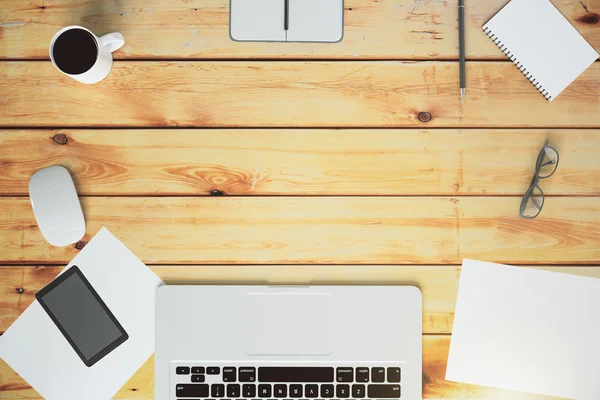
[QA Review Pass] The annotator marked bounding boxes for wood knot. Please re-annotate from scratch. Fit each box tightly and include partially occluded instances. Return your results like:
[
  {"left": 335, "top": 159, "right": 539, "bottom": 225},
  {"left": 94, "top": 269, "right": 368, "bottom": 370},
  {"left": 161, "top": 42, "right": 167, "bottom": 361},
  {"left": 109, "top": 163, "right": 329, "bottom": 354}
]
[
  {"left": 39, "top": 5, "right": 46, "bottom": 9},
  {"left": 16, "top": 287, "right": 24, "bottom": 294},
  {"left": 418, "top": 112, "right": 432, "bottom": 123},
  {"left": 210, "top": 190, "right": 226, "bottom": 196},
  {"left": 74, "top": 241, "right": 88, "bottom": 250},
  {"left": 577, "top": 13, "right": 600, "bottom": 25},
  {"left": 51, "top": 133, "right": 68, "bottom": 145}
]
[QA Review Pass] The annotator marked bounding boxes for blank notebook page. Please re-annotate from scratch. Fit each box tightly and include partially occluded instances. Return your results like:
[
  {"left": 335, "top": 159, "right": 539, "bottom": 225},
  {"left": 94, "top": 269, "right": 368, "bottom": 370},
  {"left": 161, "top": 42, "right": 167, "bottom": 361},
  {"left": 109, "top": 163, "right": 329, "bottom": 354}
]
[
  {"left": 230, "top": 0, "right": 286, "bottom": 42},
  {"left": 483, "top": 0, "right": 598, "bottom": 101}
]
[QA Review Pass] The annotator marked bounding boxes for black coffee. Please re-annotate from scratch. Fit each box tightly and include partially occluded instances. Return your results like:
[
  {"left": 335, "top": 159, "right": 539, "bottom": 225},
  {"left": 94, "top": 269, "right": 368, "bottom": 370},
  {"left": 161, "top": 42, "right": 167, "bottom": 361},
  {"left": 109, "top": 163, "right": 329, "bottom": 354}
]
[{"left": 52, "top": 29, "right": 98, "bottom": 75}]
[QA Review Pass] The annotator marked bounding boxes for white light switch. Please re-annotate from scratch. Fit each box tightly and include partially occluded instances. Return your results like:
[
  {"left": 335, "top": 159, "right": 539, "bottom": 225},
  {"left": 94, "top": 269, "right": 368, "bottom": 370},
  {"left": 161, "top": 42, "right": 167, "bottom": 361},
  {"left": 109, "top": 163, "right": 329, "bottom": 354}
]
[{"left": 230, "top": 0, "right": 344, "bottom": 43}]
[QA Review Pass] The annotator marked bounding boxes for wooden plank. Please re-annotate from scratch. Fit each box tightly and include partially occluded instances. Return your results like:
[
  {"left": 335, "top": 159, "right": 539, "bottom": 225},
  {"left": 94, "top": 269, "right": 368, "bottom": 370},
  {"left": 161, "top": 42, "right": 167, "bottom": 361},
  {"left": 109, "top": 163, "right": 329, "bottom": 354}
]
[
  {"left": 1, "top": 62, "right": 598, "bottom": 128},
  {"left": 2, "top": 129, "right": 599, "bottom": 196},
  {"left": 0, "top": 336, "right": 566, "bottom": 400},
  {"left": 1, "top": 197, "right": 599, "bottom": 265},
  {"left": 0, "top": 0, "right": 597, "bottom": 60},
  {"left": 2, "top": 265, "right": 600, "bottom": 335}
]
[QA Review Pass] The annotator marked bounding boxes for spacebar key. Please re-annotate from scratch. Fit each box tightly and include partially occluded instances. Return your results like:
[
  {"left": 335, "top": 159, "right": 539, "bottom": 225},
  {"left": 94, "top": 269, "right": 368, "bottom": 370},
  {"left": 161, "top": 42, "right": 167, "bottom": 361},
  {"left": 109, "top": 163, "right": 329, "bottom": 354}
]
[
  {"left": 258, "top": 367, "right": 334, "bottom": 382},
  {"left": 368, "top": 384, "right": 401, "bottom": 398},
  {"left": 176, "top": 384, "right": 209, "bottom": 397}
]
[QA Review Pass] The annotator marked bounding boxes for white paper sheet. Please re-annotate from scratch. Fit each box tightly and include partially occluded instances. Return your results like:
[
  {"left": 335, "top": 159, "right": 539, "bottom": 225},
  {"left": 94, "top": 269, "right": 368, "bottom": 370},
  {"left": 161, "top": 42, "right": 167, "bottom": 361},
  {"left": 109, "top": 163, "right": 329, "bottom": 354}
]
[
  {"left": 0, "top": 227, "right": 163, "bottom": 400},
  {"left": 446, "top": 260, "right": 600, "bottom": 400},
  {"left": 230, "top": 0, "right": 286, "bottom": 42}
]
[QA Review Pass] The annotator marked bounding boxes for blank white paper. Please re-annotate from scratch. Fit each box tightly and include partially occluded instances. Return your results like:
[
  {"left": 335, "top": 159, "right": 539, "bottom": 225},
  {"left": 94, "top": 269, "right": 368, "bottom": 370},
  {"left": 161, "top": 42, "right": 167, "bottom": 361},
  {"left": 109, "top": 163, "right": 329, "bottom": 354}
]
[
  {"left": 230, "top": 0, "right": 286, "bottom": 42},
  {"left": 446, "top": 260, "right": 600, "bottom": 399},
  {"left": 287, "top": 0, "right": 344, "bottom": 43},
  {"left": 0, "top": 228, "right": 163, "bottom": 400}
]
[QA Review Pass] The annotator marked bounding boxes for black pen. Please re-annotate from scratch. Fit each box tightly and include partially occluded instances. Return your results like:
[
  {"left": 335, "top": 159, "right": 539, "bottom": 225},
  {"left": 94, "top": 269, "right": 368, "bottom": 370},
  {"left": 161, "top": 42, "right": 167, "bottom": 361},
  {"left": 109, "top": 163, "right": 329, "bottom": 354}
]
[
  {"left": 459, "top": 0, "right": 466, "bottom": 102},
  {"left": 284, "top": 0, "right": 289, "bottom": 31}
]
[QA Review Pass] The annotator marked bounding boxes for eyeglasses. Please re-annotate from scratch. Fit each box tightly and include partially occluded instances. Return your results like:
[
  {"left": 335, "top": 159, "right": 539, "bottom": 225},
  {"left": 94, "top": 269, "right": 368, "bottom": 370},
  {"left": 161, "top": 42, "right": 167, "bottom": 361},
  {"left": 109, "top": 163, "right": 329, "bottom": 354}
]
[{"left": 520, "top": 144, "right": 559, "bottom": 219}]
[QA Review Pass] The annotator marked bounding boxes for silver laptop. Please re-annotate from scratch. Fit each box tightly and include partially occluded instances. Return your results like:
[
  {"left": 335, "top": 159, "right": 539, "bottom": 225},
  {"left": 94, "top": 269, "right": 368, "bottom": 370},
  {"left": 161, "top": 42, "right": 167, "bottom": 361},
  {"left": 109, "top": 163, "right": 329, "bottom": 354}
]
[{"left": 155, "top": 285, "right": 422, "bottom": 400}]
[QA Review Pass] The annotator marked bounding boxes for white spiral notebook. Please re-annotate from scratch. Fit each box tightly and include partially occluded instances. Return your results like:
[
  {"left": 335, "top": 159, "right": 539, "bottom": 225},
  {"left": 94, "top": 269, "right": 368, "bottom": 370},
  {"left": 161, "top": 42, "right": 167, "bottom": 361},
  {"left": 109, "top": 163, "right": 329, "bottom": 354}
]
[{"left": 483, "top": 0, "right": 598, "bottom": 101}]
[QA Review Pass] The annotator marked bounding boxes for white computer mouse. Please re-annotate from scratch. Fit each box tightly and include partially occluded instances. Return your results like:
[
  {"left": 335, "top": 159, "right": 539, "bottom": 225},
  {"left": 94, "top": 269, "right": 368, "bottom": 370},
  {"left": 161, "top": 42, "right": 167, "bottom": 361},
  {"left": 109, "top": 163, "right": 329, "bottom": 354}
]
[{"left": 29, "top": 166, "right": 86, "bottom": 246}]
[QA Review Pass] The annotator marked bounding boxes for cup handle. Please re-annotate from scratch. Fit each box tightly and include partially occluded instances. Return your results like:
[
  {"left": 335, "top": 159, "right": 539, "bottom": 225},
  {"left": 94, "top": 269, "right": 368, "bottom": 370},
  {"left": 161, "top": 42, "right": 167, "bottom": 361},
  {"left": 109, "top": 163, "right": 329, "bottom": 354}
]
[{"left": 98, "top": 32, "right": 125, "bottom": 53}]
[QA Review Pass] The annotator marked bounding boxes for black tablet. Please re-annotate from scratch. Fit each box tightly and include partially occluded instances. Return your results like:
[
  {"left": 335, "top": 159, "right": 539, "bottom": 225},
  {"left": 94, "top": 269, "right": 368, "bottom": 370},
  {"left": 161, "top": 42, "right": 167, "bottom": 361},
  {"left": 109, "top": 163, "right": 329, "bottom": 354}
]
[{"left": 35, "top": 266, "right": 129, "bottom": 367}]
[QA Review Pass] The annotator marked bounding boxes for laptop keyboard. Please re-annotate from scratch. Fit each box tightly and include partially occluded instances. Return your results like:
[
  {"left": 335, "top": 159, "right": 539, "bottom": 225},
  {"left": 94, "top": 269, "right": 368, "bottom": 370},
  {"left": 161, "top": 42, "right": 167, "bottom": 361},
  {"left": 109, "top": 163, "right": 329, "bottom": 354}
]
[{"left": 172, "top": 364, "right": 403, "bottom": 399}]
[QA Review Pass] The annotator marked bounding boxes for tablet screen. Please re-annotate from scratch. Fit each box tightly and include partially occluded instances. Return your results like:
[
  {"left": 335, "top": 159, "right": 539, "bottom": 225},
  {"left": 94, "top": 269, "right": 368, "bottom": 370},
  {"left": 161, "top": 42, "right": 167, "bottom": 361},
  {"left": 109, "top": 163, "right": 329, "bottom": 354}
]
[{"left": 36, "top": 266, "right": 128, "bottom": 367}]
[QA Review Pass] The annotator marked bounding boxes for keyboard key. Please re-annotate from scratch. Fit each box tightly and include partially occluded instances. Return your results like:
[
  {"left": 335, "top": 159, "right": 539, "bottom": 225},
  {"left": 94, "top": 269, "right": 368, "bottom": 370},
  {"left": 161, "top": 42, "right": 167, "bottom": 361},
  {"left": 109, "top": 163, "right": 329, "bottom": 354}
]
[
  {"left": 177, "top": 366, "right": 191, "bottom": 375},
  {"left": 321, "top": 384, "right": 334, "bottom": 398},
  {"left": 212, "top": 384, "right": 225, "bottom": 398},
  {"left": 208, "top": 367, "right": 221, "bottom": 375},
  {"left": 240, "top": 367, "right": 257, "bottom": 382},
  {"left": 305, "top": 384, "right": 318, "bottom": 398},
  {"left": 367, "top": 384, "right": 401, "bottom": 398},
  {"left": 386, "top": 367, "right": 401, "bottom": 383},
  {"left": 224, "top": 367, "right": 237, "bottom": 382},
  {"left": 371, "top": 368, "right": 385, "bottom": 383},
  {"left": 258, "top": 384, "right": 272, "bottom": 397},
  {"left": 242, "top": 384, "right": 256, "bottom": 398},
  {"left": 289, "top": 384, "right": 303, "bottom": 398},
  {"left": 227, "top": 384, "right": 241, "bottom": 398},
  {"left": 258, "top": 367, "right": 334, "bottom": 382},
  {"left": 336, "top": 384, "right": 350, "bottom": 398},
  {"left": 336, "top": 367, "right": 353, "bottom": 382},
  {"left": 274, "top": 384, "right": 287, "bottom": 398},
  {"left": 192, "top": 366, "right": 206, "bottom": 374},
  {"left": 356, "top": 367, "right": 369, "bottom": 382},
  {"left": 352, "top": 384, "right": 366, "bottom": 398},
  {"left": 192, "top": 374, "right": 206, "bottom": 383},
  {"left": 176, "top": 384, "right": 209, "bottom": 397}
]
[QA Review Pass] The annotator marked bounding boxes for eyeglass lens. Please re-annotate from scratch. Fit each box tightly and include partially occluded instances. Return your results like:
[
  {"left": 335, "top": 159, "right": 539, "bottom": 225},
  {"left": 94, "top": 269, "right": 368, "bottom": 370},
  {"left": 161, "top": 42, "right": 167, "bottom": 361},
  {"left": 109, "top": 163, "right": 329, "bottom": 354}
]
[
  {"left": 522, "top": 186, "right": 544, "bottom": 218},
  {"left": 536, "top": 146, "right": 559, "bottom": 179}
]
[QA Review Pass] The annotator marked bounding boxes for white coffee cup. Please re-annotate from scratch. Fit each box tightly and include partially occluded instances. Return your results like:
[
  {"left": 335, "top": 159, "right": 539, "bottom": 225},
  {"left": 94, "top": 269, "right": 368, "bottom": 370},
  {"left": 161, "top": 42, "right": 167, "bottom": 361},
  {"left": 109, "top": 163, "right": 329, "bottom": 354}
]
[{"left": 50, "top": 26, "right": 125, "bottom": 84}]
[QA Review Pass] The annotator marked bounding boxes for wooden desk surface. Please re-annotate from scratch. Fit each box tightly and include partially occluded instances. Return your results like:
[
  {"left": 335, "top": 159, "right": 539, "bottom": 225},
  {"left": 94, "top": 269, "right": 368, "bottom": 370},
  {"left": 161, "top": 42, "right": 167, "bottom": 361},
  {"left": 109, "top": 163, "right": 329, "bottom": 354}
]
[{"left": 0, "top": 0, "right": 599, "bottom": 398}]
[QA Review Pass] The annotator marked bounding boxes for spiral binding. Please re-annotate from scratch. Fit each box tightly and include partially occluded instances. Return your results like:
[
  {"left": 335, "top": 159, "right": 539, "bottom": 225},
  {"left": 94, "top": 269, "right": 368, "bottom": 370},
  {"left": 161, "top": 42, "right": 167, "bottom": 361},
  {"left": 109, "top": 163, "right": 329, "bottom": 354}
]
[{"left": 482, "top": 26, "right": 552, "bottom": 101}]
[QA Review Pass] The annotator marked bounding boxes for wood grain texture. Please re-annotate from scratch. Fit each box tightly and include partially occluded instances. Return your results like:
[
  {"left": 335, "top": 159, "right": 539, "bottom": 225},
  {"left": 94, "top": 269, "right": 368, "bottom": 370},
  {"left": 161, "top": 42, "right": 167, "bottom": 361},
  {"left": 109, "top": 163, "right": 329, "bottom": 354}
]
[
  {"left": 2, "top": 265, "right": 600, "bottom": 335},
  {"left": 2, "top": 129, "right": 600, "bottom": 196},
  {"left": 1, "top": 62, "right": 599, "bottom": 128},
  {"left": 0, "top": 0, "right": 597, "bottom": 60},
  {"left": 0, "top": 337, "right": 566, "bottom": 400},
  {"left": 1, "top": 197, "right": 599, "bottom": 265},
  {"left": 0, "top": 0, "right": 597, "bottom": 398}
]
